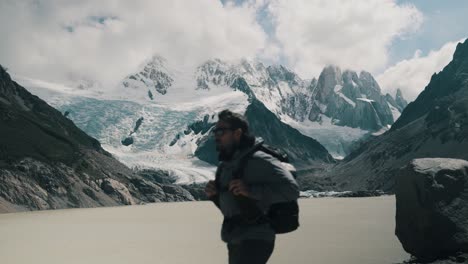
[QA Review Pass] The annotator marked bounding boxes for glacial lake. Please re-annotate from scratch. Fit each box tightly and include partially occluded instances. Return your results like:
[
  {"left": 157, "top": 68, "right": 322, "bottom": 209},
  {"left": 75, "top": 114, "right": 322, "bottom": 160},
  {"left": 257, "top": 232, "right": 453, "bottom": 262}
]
[{"left": 0, "top": 196, "right": 409, "bottom": 264}]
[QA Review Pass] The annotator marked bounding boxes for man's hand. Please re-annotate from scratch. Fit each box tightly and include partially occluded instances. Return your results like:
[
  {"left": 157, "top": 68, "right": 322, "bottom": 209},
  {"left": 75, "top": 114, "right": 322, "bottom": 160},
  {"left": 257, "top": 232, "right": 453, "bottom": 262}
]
[
  {"left": 229, "top": 179, "right": 250, "bottom": 197},
  {"left": 205, "top": 180, "right": 218, "bottom": 199}
]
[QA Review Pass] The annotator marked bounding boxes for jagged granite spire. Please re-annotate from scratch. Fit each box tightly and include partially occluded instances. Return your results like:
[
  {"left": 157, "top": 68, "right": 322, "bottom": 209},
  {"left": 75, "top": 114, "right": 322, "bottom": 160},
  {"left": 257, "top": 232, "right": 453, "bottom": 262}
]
[
  {"left": 327, "top": 38, "right": 468, "bottom": 192},
  {"left": 303, "top": 65, "right": 395, "bottom": 131},
  {"left": 395, "top": 88, "right": 408, "bottom": 111}
]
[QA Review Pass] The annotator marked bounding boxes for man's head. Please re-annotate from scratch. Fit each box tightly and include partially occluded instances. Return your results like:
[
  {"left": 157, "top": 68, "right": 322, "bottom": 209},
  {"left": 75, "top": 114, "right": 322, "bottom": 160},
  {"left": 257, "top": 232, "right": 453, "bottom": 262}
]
[{"left": 212, "top": 109, "right": 254, "bottom": 160}]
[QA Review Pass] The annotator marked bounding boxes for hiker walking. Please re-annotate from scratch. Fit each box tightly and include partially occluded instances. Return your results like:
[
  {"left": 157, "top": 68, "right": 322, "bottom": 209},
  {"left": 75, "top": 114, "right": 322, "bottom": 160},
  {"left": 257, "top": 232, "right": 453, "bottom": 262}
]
[{"left": 205, "top": 109, "right": 300, "bottom": 264}]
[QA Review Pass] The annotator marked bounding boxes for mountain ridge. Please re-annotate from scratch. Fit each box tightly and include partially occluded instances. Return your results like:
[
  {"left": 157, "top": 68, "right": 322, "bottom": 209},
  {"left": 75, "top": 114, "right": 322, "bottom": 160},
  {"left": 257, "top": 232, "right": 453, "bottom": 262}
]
[{"left": 324, "top": 38, "right": 468, "bottom": 192}]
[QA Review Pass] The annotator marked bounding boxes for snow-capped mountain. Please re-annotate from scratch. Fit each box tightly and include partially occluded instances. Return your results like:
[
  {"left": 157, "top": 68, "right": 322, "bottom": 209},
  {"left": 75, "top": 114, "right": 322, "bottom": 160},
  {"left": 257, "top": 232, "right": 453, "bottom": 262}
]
[
  {"left": 119, "top": 55, "right": 406, "bottom": 131},
  {"left": 117, "top": 57, "right": 348, "bottom": 158},
  {"left": 14, "top": 54, "right": 406, "bottom": 181},
  {"left": 152, "top": 59, "right": 406, "bottom": 159},
  {"left": 15, "top": 57, "right": 334, "bottom": 184},
  {"left": 122, "top": 55, "right": 173, "bottom": 98}
]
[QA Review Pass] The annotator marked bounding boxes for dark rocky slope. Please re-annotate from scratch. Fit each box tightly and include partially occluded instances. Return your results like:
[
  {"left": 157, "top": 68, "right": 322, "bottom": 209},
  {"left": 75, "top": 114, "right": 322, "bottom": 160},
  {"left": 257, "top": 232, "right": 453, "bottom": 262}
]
[
  {"left": 194, "top": 78, "right": 335, "bottom": 170},
  {"left": 324, "top": 39, "right": 468, "bottom": 192}
]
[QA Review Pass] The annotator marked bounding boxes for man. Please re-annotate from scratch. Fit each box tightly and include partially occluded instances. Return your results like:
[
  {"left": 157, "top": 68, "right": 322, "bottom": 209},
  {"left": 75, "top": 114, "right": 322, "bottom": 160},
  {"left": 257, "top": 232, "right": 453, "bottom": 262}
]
[{"left": 205, "top": 109, "right": 300, "bottom": 264}]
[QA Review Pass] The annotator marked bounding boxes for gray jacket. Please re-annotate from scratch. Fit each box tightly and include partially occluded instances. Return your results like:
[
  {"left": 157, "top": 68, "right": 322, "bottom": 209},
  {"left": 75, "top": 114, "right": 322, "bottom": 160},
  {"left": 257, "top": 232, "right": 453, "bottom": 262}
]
[{"left": 215, "top": 140, "right": 300, "bottom": 244}]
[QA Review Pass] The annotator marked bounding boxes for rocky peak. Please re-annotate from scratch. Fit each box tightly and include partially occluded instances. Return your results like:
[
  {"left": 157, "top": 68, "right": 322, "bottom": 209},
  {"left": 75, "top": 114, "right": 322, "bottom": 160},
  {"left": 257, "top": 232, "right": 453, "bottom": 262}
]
[
  {"left": 304, "top": 65, "right": 395, "bottom": 130},
  {"left": 195, "top": 58, "right": 233, "bottom": 90},
  {"left": 146, "top": 55, "right": 167, "bottom": 69},
  {"left": 0, "top": 65, "right": 108, "bottom": 164},
  {"left": 239, "top": 58, "right": 258, "bottom": 75},
  {"left": 0, "top": 65, "right": 30, "bottom": 109},
  {"left": 266, "top": 64, "right": 301, "bottom": 87},
  {"left": 342, "top": 70, "right": 360, "bottom": 87},
  {"left": 384, "top": 88, "right": 408, "bottom": 113},
  {"left": 396, "top": 88, "right": 404, "bottom": 98},
  {"left": 359, "top": 71, "right": 381, "bottom": 92},
  {"left": 453, "top": 40, "right": 468, "bottom": 66},
  {"left": 122, "top": 55, "right": 173, "bottom": 98},
  {"left": 395, "top": 88, "right": 408, "bottom": 111},
  {"left": 197, "top": 58, "right": 227, "bottom": 74},
  {"left": 309, "top": 77, "right": 318, "bottom": 88},
  {"left": 315, "top": 65, "right": 343, "bottom": 104},
  {"left": 392, "top": 38, "right": 468, "bottom": 131}
]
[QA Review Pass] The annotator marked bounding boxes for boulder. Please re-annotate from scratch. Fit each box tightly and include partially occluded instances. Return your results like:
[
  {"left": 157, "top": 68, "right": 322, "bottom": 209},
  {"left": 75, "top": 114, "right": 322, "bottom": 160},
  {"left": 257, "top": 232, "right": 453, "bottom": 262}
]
[
  {"left": 121, "top": 136, "right": 134, "bottom": 146},
  {"left": 161, "top": 184, "right": 195, "bottom": 202},
  {"left": 180, "top": 182, "right": 210, "bottom": 201},
  {"left": 401, "top": 252, "right": 468, "bottom": 264},
  {"left": 395, "top": 158, "right": 468, "bottom": 261},
  {"left": 100, "top": 178, "right": 135, "bottom": 205}
]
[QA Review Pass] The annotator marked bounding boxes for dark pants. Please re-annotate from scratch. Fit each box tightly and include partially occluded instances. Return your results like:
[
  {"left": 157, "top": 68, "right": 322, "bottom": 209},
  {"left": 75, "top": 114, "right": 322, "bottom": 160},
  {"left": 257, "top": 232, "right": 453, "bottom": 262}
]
[{"left": 227, "top": 239, "right": 275, "bottom": 264}]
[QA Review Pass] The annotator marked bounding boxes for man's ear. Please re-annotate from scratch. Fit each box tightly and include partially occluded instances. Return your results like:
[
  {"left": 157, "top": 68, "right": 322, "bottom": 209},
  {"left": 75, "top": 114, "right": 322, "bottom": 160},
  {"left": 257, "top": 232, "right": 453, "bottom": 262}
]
[{"left": 234, "top": 128, "right": 242, "bottom": 140}]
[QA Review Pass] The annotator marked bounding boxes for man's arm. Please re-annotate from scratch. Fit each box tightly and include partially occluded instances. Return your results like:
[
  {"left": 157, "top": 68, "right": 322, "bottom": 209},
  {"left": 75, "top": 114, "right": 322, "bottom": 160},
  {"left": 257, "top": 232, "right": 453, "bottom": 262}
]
[
  {"left": 207, "top": 163, "right": 225, "bottom": 210},
  {"left": 205, "top": 180, "right": 221, "bottom": 209}
]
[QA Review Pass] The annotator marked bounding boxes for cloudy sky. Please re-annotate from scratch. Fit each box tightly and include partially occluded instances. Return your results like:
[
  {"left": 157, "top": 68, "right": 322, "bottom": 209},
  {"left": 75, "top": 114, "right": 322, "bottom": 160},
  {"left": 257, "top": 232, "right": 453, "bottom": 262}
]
[{"left": 0, "top": 0, "right": 467, "bottom": 101}]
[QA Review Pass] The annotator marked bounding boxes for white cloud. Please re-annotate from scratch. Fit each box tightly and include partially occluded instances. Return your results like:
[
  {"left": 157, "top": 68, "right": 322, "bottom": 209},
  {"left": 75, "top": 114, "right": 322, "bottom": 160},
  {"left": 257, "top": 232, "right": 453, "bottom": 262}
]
[
  {"left": 377, "top": 39, "right": 464, "bottom": 101},
  {"left": 0, "top": 0, "right": 267, "bottom": 88},
  {"left": 266, "top": 0, "right": 423, "bottom": 78},
  {"left": 1, "top": 0, "right": 445, "bottom": 100}
]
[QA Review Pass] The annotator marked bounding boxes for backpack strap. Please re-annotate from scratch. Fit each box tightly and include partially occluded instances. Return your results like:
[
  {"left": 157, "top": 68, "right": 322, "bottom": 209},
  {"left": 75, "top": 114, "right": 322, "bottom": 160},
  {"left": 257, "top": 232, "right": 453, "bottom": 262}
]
[
  {"left": 231, "top": 142, "right": 270, "bottom": 224},
  {"left": 258, "top": 144, "right": 289, "bottom": 163},
  {"left": 232, "top": 141, "right": 264, "bottom": 180}
]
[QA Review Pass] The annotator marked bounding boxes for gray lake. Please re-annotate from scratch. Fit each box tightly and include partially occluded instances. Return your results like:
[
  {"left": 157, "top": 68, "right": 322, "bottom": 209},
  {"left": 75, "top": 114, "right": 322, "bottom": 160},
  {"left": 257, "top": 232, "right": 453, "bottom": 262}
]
[{"left": 0, "top": 196, "right": 409, "bottom": 264}]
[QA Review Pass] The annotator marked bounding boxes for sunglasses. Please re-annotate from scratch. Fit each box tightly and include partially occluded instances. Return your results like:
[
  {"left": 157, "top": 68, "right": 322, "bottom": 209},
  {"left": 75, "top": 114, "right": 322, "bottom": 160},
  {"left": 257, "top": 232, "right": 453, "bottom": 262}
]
[{"left": 211, "top": 127, "right": 236, "bottom": 137}]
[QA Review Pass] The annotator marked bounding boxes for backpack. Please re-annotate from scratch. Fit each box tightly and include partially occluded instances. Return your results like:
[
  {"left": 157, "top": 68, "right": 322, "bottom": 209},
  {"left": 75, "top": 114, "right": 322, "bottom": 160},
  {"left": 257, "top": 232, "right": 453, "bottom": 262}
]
[{"left": 235, "top": 142, "right": 300, "bottom": 234}]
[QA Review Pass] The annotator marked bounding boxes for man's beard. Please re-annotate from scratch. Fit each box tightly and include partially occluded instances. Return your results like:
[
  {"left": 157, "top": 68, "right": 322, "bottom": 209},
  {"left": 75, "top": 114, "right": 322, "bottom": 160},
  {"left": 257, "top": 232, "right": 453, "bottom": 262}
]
[{"left": 217, "top": 140, "right": 240, "bottom": 161}]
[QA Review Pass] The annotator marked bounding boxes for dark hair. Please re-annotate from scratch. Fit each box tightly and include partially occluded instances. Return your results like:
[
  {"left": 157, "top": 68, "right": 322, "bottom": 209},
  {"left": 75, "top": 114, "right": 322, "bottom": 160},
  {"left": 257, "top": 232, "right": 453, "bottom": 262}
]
[{"left": 218, "top": 109, "right": 255, "bottom": 148}]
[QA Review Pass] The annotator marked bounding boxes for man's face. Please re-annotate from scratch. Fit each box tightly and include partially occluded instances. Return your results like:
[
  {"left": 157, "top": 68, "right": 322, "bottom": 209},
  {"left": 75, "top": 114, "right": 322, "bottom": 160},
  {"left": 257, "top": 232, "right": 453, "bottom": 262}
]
[{"left": 213, "top": 121, "right": 241, "bottom": 154}]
